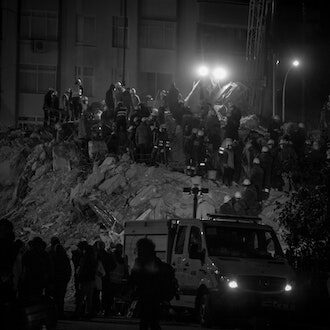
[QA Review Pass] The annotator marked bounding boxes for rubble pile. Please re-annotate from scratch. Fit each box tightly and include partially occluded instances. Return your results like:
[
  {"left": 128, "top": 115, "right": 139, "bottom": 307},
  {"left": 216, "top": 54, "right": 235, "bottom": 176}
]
[{"left": 0, "top": 132, "right": 284, "bottom": 249}]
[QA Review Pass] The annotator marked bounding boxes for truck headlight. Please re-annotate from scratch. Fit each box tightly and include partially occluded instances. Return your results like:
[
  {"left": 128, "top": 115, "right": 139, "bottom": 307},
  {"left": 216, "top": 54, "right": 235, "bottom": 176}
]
[
  {"left": 228, "top": 280, "right": 238, "bottom": 289},
  {"left": 284, "top": 284, "right": 292, "bottom": 292}
]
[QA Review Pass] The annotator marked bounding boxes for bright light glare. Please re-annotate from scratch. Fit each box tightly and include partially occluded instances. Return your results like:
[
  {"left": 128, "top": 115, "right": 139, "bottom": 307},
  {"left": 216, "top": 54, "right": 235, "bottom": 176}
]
[
  {"left": 292, "top": 60, "right": 300, "bottom": 67},
  {"left": 212, "top": 67, "right": 227, "bottom": 81},
  {"left": 228, "top": 280, "right": 238, "bottom": 289},
  {"left": 197, "top": 65, "right": 209, "bottom": 77},
  {"left": 284, "top": 284, "right": 292, "bottom": 292}
]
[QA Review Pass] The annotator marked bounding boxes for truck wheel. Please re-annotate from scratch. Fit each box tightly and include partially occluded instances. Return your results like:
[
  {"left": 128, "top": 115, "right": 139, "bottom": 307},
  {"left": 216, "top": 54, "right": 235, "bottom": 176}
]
[{"left": 199, "top": 293, "right": 213, "bottom": 328}]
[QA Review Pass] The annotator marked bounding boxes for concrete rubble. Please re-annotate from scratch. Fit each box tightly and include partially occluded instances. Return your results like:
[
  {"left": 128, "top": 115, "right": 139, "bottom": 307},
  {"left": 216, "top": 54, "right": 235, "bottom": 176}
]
[{"left": 0, "top": 131, "right": 286, "bottom": 249}]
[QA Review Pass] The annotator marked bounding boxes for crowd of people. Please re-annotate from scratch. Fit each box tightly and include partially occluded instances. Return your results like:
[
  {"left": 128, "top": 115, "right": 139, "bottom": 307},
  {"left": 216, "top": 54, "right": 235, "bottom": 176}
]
[
  {"left": 43, "top": 78, "right": 329, "bottom": 216},
  {"left": 0, "top": 219, "right": 176, "bottom": 329}
]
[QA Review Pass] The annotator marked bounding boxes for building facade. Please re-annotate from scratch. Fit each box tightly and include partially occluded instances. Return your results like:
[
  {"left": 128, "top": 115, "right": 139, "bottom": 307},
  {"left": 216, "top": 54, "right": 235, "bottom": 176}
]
[{"left": 0, "top": 0, "right": 248, "bottom": 127}]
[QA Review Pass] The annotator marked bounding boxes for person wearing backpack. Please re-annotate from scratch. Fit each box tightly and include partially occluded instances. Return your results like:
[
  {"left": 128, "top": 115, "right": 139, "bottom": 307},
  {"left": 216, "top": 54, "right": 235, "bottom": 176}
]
[{"left": 129, "top": 238, "right": 177, "bottom": 330}]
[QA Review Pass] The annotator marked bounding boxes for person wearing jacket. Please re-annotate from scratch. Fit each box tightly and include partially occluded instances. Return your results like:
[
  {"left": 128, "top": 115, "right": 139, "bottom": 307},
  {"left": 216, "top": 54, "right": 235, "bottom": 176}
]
[
  {"left": 135, "top": 118, "right": 152, "bottom": 163},
  {"left": 259, "top": 146, "right": 273, "bottom": 190},
  {"left": 129, "top": 238, "right": 168, "bottom": 330},
  {"left": 219, "top": 195, "right": 236, "bottom": 215},
  {"left": 49, "top": 242, "right": 71, "bottom": 318},
  {"left": 250, "top": 158, "right": 264, "bottom": 201},
  {"left": 241, "top": 179, "right": 260, "bottom": 216},
  {"left": 222, "top": 139, "right": 235, "bottom": 187}
]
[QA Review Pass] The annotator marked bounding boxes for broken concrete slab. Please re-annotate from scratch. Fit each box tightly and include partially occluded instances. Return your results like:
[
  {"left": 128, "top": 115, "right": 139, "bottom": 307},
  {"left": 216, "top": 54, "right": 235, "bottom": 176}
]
[{"left": 98, "top": 174, "right": 126, "bottom": 195}]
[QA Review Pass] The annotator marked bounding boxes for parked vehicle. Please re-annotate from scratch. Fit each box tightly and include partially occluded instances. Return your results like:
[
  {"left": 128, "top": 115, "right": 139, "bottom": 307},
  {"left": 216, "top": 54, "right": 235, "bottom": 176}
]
[{"left": 124, "top": 214, "right": 295, "bottom": 327}]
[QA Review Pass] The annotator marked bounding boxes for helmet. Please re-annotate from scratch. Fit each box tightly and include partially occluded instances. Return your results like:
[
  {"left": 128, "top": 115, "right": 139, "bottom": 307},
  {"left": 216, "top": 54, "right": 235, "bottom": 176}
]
[
  {"left": 261, "top": 146, "right": 269, "bottom": 153},
  {"left": 267, "top": 139, "right": 274, "bottom": 146},
  {"left": 234, "top": 191, "right": 242, "bottom": 199},
  {"left": 298, "top": 122, "right": 305, "bottom": 129},
  {"left": 242, "top": 179, "right": 251, "bottom": 186},
  {"left": 225, "top": 138, "right": 233, "bottom": 148},
  {"left": 192, "top": 128, "right": 198, "bottom": 134},
  {"left": 141, "top": 117, "right": 148, "bottom": 122},
  {"left": 197, "top": 130, "right": 204, "bottom": 137},
  {"left": 223, "top": 195, "right": 231, "bottom": 204},
  {"left": 253, "top": 158, "right": 260, "bottom": 164}
]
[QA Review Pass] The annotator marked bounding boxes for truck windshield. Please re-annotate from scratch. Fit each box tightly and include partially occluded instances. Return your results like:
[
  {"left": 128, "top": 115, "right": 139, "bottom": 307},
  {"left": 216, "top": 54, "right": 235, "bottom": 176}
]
[{"left": 204, "top": 225, "right": 284, "bottom": 259}]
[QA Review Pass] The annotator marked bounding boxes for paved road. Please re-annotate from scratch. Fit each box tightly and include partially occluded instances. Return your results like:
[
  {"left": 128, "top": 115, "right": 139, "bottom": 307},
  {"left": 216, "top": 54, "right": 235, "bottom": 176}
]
[{"left": 56, "top": 318, "right": 328, "bottom": 330}]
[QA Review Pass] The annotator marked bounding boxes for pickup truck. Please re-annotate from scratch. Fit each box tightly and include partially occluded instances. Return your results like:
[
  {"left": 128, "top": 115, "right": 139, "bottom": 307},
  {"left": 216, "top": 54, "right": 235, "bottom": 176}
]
[{"left": 124, "top": 214, "right": 295, "bottom": 327}]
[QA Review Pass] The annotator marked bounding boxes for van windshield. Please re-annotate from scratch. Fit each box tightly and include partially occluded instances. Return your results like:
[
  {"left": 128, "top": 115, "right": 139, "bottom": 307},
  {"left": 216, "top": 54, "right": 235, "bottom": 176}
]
[{"left": 204, "top": 225, "right": 284, "bottom": 259}]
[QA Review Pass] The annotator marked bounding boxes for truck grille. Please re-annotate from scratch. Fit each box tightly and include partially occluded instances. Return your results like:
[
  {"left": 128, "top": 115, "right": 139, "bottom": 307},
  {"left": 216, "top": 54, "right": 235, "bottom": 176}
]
[{"left": 237, "top": 276, "right": 286, "bottom": 292}]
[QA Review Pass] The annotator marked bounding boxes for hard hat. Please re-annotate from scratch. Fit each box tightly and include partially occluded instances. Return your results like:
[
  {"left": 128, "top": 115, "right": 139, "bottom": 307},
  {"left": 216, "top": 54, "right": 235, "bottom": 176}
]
[
  {"left": 242, "top": 179, "right": 251, "bottom": 186},
  {"left": 253, "top": 158, "right": 260, "bottom": 164},
  {"left": 192, "top": 128, "right": 198, "bottom": 134},
  {"left": 197, "top": 130, "right": 204, "bottom": 137},
  {"left": 151, "top": 108, "right": 158, "bottom": 116},
  {"left": 141, "top": 117, "right": 148, "bottom": 122},
  {"left": 279, "top": 139, "right": 286, "bottom": 145},
  {"left": 298, "top": 122, "right": 305, "bottom": 129},
  {"left": 225, "top": 138, "right": 233, "bottom": 148},
  {"left": 267, "top": 139, "right": 274, "bottom": 145},
  {"left": 262, "top": 146, "right": 269, "bottom": 152},
  {"left": 127, "top": 126, "right": 134, "bottom": 132},
  {"left": 223, "top": 195, "right": 231, "bottom": 204},
  {"left": 234, "top": 191, "right": 242, "bottom": 199}
]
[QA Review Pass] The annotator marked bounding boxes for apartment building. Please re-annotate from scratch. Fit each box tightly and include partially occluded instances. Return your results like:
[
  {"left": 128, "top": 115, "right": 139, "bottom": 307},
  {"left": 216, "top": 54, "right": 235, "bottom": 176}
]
[{"left": 0, "top": 0, "right": 248, "bottom": 127}]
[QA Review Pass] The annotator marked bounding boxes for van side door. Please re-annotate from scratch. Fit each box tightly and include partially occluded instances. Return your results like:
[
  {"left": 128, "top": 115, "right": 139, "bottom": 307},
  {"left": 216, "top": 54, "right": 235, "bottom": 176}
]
[{"left": 171, "top": 225, "right": 188, "bottom": 291}]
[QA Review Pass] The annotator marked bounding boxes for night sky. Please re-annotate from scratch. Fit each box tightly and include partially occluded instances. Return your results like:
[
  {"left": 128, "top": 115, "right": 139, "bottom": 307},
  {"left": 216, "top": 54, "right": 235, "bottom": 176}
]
[{"left": 274, "top": 0, "right": 330, "bottom": 126}]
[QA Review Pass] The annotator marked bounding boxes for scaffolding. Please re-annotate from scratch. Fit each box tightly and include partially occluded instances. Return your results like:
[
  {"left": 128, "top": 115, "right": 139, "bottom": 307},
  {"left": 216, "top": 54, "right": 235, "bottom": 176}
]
[{"left": 246, "top": 0, "right": 271, "bottom": 115}]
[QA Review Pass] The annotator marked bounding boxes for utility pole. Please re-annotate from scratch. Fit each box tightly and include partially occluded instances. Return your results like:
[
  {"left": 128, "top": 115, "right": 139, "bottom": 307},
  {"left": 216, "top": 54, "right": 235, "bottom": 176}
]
[
  {"left": 183, "top": 185, "right": 209, "bottom": 219},
  {"left": 122, "top": 0, "right": 127, "bottom": 86}
]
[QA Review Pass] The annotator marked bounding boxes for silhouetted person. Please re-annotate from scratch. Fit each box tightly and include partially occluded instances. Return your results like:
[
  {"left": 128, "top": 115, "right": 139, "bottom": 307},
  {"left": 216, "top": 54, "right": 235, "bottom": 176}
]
[
  {"left": 129, "top": 238, "right": 163, "bottom": 330},
  {"left": 49, "top": 242, "right": 71, "bottom": 318},
  {"left": 105, "top": 84, "right": 115, "bottom": 116},
  {"left": 20, "top": 237, "right": 51, "bottom": 302},
  {"left": 108, "top": 244, "right": 128, "bottom": 315},
  {"left": 76, "top": 243, "right": 97, "bottom": 318}
]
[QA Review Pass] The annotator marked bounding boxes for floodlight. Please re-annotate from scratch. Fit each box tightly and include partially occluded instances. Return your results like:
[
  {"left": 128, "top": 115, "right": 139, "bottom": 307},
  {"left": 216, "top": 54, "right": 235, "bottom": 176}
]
[
  {"left": 197, "top": 65, "right": 209, "bottom": 77},
  {"left": 212, "top": 67, "right": 227, "bottom": 81}
]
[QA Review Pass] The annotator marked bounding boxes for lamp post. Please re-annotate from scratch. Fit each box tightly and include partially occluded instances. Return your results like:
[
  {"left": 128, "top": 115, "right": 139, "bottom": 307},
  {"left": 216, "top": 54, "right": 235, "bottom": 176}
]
[{"left": 282, "top": 60, "right": 300, "bottom": 122}]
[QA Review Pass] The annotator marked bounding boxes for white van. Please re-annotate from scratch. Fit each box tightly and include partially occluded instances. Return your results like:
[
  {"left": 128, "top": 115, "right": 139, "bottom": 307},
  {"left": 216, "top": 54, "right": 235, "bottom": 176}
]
[{"left": 124, "top": 214, "right": 295, "bottom": 327}]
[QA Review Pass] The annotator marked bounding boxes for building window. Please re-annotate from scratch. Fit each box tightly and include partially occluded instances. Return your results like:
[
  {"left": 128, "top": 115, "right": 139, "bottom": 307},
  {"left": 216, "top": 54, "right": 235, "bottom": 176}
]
[
  {"left": 112, "top": 16, "right": 128, "bottom": 48},
  {"left": 76, "top": 15, "right": 96, "bottom": 45},
  {"left": 19, "top": 64, "right": 56, "bottom": 94},
  {"left": 140, "top": 20, "right": 175, "bottom": 50},
  {"left": 140, "top": 72, "right": 172, "bottom": 97},
  {"left": 198, "top": 24, "right": 247, "bottom": 54},
  {"left": 20, "top": 10, "right": 58, "bottom": 40},
  {"left": 75, "top": 66, "right": 94, "bottom": 97}
]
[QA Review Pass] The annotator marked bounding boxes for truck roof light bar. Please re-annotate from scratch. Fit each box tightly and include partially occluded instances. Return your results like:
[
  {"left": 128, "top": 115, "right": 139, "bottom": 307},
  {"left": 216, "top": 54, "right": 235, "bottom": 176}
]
[{"left": 207, "top": 213, "right": 262, "bottom": 223}]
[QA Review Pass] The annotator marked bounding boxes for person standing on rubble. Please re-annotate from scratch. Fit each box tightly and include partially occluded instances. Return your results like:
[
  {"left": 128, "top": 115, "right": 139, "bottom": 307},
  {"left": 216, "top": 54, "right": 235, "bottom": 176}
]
[
  {"left": 135, "top": 117, "right": 152, "bottom": 163},
  {"left": 250, "top": 158, "right": 264, "bottom": 202},
  {"left": 72, "top": 78, "right": 84, "bottom": 121}
]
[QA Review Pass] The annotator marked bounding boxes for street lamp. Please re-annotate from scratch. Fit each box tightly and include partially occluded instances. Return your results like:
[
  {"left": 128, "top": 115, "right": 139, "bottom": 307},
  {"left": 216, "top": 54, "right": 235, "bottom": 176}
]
[{"left": 282, "top": 59, "right": 300, "bottom": 122}]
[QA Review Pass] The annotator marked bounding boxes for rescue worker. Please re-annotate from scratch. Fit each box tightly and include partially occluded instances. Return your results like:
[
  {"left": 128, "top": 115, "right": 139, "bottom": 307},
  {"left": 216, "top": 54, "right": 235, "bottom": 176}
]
[
  {"left": 242, "top": 179, "right": 260, "bottom": 216},
  {"left": 135, "top": 117, "right": 152, "bottom": 163},
  {"left": 219, "top": 195, "right": 236, "bottom": 215},
  {"left": 259, "top": 146, "right": 273, "bottom": 190},
  {"left": 250, "top": 158, "right": 264, "bottom": 201},
  {"left": 233, "top": 191, "right": 247, "bottom": 215},
  {"left": 222, "top": 138, "right": 235, "bottom": 187},
  {"left": 72, "top": 78, "right": 83, "bottom": 120}
]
